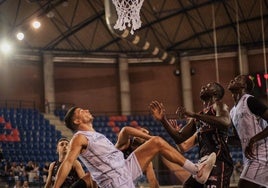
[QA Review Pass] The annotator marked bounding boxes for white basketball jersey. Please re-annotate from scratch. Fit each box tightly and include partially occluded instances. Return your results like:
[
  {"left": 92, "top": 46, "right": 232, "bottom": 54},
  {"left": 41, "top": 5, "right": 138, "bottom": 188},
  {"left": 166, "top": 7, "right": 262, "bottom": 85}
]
[
  {"left": 230, "top": 94, "right": 268, "bottom": 165},
  {"left": 74, "top": 131, "right": 134, "bottom": 188}
]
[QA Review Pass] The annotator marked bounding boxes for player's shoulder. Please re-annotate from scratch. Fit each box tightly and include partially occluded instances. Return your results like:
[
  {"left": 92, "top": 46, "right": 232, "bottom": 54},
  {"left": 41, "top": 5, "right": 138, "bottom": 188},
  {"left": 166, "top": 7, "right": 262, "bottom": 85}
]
[{"left": 71, "top": 132, "right": 89, "bottom": 146}]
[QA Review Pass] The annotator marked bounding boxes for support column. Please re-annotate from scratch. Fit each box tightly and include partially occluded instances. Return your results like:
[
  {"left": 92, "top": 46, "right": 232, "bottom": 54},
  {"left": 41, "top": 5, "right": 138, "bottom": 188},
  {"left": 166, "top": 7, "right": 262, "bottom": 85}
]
[
  {"left": 180, "top": 55, "right": 193, "bottom": 111},
  {"left": 239, "top": 47, "right": 249, "bottom": 75},
  {"left": 43, "top": 52, "right": 55, "bottom": 113},
  {"left": 118, "top": 55, "right": 131, "bottom": 115},
  {"left": 1, "top": 56, "right": 11, "bottom": 98}
]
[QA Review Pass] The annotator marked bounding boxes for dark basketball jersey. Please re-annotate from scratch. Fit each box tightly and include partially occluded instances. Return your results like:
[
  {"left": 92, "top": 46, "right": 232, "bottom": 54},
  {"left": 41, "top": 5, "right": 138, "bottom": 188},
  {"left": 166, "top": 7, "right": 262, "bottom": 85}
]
[
  {"left": 197, "top": 106, "right": 233, "bottom": 166},
  {"left": 196, "top": 105, "right": 234, "bottom": 187},
  {"left": 122, "top": 137, "right": 143, "bottom": 159},
  {"left": 51, "top": 161, "right": 79, "bottom": 188}
]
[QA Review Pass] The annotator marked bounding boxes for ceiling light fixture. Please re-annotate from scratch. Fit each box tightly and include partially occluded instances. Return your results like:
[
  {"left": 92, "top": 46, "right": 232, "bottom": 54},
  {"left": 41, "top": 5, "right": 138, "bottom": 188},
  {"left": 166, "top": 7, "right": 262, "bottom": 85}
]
[
  {"left": 16, "top": 32, "right": 25, "bottom": 40},
  {"left": 32, "top": 20, "right": 41, "bottom": 29},
  {"left": 0, "top": 41, "right": 12, "bottom": 54}
]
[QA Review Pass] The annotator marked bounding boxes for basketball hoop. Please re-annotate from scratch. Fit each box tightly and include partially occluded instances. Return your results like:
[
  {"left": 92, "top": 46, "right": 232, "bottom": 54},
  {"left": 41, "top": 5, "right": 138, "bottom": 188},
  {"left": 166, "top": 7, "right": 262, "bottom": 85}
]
[{"left": 111, "top": 0, "right": 144, "bottom": 35}]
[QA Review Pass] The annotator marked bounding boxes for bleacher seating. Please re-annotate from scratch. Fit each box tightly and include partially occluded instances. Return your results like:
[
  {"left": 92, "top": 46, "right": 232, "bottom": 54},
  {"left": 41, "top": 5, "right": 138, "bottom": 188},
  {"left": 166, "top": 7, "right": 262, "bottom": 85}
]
[{"left": 0, "top": 107, "right": 62, "bottom": 166}]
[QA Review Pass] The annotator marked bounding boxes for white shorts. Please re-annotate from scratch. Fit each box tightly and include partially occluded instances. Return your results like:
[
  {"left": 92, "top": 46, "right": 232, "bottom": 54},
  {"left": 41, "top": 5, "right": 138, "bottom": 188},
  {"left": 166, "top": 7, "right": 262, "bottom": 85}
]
[
  {"left": 125, "top": 152, "right": 143, "bottom": 181},
  {"left": 240, "top": 160, "right": 268, "bottom": 187},
  {"left": 103, "top": 153, "right": 143, "bottom": 188}
]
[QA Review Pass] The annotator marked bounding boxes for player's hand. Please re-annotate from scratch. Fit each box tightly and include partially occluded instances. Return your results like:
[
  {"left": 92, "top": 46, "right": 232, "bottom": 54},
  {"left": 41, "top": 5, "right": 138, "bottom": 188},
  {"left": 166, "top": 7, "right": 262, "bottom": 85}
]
[
  {"left": 168, "top": 119, "right": 182, "bottom": 131},
  {"left": 176, "top": 106, "right": 195, "bottom": 118},
  {"left": 176, "top": 106, "right": 187, "bottom": 119},
  {"left": 149, "top": 100, "right": 165, "bottom": 121}
]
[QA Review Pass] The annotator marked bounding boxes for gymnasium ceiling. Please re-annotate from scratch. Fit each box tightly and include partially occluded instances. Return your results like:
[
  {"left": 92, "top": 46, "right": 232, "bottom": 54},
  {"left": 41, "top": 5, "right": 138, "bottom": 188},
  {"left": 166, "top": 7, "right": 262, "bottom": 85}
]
[{"left": 0, "top": 0, "right": 268, "bottom": 63}]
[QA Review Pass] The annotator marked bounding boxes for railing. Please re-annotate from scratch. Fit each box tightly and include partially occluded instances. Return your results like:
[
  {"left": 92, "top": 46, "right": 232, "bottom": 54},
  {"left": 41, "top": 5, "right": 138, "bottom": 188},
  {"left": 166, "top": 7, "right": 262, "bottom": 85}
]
[
  {"left": 45, "top": 102, "right": 75, "bottom": 114},
  {"left": 0, "top": 100, "right": 36, "bottom": 109}
]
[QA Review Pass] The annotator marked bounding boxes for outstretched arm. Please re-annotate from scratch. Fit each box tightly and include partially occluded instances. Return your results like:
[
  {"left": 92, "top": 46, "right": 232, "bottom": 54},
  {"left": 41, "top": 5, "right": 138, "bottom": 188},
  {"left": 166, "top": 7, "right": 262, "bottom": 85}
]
[
  {"left": 54, "top": 134, "right": 87, "bottom": 188},
  {"left": 149, "top": 101, "right": 196, "bottom": 144},
  {"left": 177, "top": 133, "right": 198, "bottom": 153},
  {"left": 181, "top": 101, "right": 231, "bottom": 130}
]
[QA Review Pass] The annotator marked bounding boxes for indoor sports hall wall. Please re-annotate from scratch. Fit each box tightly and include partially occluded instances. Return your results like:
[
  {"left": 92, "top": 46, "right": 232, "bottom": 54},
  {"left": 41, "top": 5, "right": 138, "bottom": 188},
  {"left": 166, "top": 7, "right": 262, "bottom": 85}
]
[{"left": 0, "top": 51, "right": 267, "bottom": 114}]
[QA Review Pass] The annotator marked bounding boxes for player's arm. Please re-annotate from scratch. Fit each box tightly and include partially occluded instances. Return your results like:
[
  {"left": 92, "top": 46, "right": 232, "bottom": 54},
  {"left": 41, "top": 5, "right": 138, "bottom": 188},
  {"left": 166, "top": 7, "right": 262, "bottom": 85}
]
[
  {"left": 245, "top": 96, "right": 268, "bottom": 158},
  {"left": 188, "top": 102, "right": 231, "bottom": 129},
  {"left": 115, "top": 126, "right": 152, "bottom": 150},
  {"left": 54, "top": 134, "right": 87, "bottom": 188},
  {"left": 44, "top": 162, "right": 55, "bottom": 188},
  {"left": 73, "top": 160, "right": 86, "bottom": 178},
  {"left": 245, "top": 127, "right": 268, "bottom": 159},
  {"left": 177, "top": 132, "right": 197, "bottom": 153},
  {"left": 247, "top": 96, "right": 268, "bottom": 121},
  {"left": 150, "top": 101, "right": 196, "bottom": 144}
]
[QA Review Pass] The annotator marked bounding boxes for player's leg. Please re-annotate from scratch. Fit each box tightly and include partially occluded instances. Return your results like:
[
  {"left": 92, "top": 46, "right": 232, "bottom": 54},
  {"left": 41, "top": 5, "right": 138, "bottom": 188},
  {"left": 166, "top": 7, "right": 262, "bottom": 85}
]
[
  {"left": 133, "top": 136, "right": 216, "bottom": 184},
  {"left": 160, "top": 156, "right": 191, "bottom": 184}
]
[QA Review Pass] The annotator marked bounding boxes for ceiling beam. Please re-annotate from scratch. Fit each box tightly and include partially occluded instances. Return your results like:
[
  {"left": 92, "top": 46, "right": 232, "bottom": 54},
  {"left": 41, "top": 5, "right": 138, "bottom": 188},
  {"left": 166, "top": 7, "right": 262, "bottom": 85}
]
[
  {"left": 167, "top": 14, "right": 268, "bottom": 50},
  {"left": 44, "top": 11, "right": 104, "bottom": 49}
]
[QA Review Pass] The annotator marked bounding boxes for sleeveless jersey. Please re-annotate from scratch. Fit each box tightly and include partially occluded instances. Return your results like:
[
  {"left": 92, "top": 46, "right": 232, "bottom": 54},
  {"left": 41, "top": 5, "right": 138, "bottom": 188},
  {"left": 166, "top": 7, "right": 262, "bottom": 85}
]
[
  {"left": 196, "top": 104, "right": 234, "bottom": 187},
  {"left": 197, "top": 105, "right": 233, "bottom": 166},
  {"left": 74, "top": 130, "right": 135, "bottom": 188},
  {"left": 230, "top": 94, "right": 268, "bottom": 165},
  {"left": 51, "top": 161, "right": 79, "bottom": 188}
]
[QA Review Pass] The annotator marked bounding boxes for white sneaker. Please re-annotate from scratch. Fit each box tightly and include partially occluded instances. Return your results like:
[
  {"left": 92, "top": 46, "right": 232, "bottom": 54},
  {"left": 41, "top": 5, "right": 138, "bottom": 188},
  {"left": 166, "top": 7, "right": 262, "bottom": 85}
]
[{"left": 194, "top": 152, "right": 216, "bottom": 184}]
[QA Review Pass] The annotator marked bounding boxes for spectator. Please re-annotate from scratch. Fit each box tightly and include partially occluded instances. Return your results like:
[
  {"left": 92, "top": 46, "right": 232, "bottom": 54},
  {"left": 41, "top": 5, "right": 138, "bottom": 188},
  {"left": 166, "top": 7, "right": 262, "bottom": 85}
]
[
  {"left": 44, "top": 138, "right": 86, "bottom": 188},
  {"left": 22, "top": 180, "right": 29, "bottom": 188},
  {"left": 17, "top": 163, "right": 26, "bottom": 183},
  {"left": 13, "top": 180, "right": 21, "bottom": 188},
  {"left": 24, "top": 161, "right": 34, "bottom": 183},
  {"left": 42, "top": 162, "right": 50, "bottom": 183}
]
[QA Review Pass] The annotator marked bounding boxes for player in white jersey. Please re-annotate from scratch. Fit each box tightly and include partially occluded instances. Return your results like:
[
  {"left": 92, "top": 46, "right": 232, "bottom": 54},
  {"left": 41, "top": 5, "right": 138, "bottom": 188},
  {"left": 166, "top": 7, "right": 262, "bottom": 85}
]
[
  {"left": 245, "top": 126, "right": 268, "bottom": 160},
  {"left": 228, "top": 74, "right": 268, "bottom": 188},
  {"left": 53, "top": 107, "right": 216, "bottom": 188}
]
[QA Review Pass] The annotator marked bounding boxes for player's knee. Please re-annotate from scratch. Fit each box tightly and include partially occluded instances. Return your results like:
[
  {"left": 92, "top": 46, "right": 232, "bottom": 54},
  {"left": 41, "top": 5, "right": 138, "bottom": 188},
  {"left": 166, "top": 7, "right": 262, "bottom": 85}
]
[{"left": 149, "top": 136, "right": 164, "bottom": 147}]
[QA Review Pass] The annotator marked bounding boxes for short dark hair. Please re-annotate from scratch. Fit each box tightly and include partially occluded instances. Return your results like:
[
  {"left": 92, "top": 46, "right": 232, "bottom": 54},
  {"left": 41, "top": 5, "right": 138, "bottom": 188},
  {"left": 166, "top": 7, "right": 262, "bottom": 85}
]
[
  {"left": 57, "top": 137, "right": 69, "bottom": 144},
  {"left": 64, "top": 107, "right": 78, "bottom": 131}
]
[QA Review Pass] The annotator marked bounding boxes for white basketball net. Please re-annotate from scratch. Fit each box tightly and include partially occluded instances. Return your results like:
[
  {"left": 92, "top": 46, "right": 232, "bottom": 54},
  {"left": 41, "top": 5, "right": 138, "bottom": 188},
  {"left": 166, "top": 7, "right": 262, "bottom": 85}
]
[{"left": 112, "top": 0, "right": 145, "bottom": 35}]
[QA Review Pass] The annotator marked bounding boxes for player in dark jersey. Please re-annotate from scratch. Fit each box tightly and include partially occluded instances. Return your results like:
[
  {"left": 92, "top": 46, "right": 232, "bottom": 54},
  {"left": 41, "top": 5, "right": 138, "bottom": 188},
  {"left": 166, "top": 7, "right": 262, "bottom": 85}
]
[
  {"left": 44, "top": 138, "right": 85, "bottom": 188},
  {"left": 115, "top": 126, "right": 159, "bottom": 188},
  {"left": 150, "top": 82, "right": 234, "bottom": 188}
]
